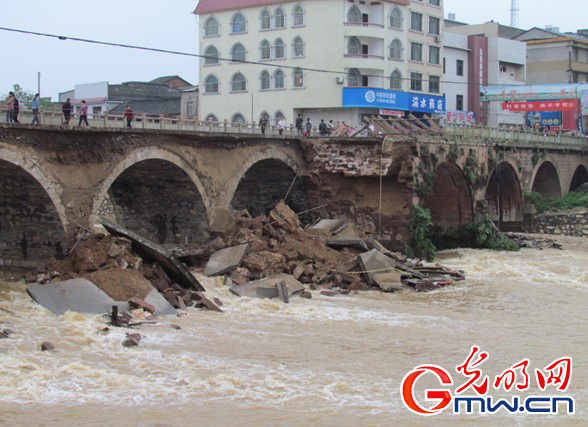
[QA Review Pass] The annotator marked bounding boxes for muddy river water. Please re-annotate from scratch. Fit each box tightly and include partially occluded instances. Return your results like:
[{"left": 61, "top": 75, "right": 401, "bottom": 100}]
[{"left": 0, "top": 246, "right": 587, "bottom": 426}]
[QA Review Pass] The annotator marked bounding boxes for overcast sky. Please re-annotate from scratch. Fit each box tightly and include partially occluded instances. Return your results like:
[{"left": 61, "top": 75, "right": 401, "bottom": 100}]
[{"left": 1, "top": 0, "right": 586, "bottom": 101}]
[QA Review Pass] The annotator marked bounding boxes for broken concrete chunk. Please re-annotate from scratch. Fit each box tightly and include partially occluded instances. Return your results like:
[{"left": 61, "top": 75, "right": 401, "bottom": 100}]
[
  {"left": 358, "top": 249, "right": 398, "bottom": 285},
  {"left": 327, "top": 223, "right": 368, "bottom": 251},
  {"left": 373, "top": 272, "right": 403, "bottom": 292},
  {"left": 230, "top": 274, "right": 305, "bottom": 299},
  {"left": 128, "top": 297, "right": 156, "bottom": 314},
  {"left": 122, "top": 333, "right": 141, "bottom": 347},
  {"left": 194, "top": 292, "right": 223, "bottom": 312},
  {"left": 310, "top": 219, "right": 345, "bottom": 234},
  {"left": 203, "top": 244, "right": 249, "bottom": 277},
  {"left": 41, "top": 342, "right": 55, "bottom": 351},
  {"left": 242, "top": 251, "right": 285, "bottom": 276},
  {"left": 276, "top": 281, "right": 289, "bottom": 303},
  {"left": 99, "top": 217, "right": 204, "bottom": 292},
  {"left": 320, "top": 290, "right": 337, "bottom": 297},
  {"left": 269, "top": 201, "right": 301, "bottom": 233}
]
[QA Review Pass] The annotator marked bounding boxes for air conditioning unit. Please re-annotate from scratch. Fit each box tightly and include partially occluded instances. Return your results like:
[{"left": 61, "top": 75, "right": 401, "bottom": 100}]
[
  {"left": 435, "top": 35, "right": 442, "bottom": 44},
  {"left": 335, "top": 76, "right": 345, "bottom": 85}
]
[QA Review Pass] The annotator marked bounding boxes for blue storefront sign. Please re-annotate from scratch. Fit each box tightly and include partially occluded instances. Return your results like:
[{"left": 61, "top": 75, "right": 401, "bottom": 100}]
[{"left": 342, "top": 88, "right": 445, "bottom": 114}]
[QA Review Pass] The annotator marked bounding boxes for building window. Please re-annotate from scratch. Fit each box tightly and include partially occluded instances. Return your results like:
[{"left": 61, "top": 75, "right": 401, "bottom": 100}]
[
  {"left": 274, "top": 7, "right": 286, "bottom": 28},
  {"left": 204, "top": 17, "right": 220, "bottom": 37},
  {"left": 348, "top": 68, "right": 362, "bottom": 87},
  {"left": 260, "top": 40, "right": 271, "bottom": 60},
  {"left": 231, "top": 13, "right": 247, "bottom": 34},
  {"left": 390, "top": 69, "right": 402, "bottom": 90},
  {"left": 411, "top": 42, "right": 423, "bottom": 61},
  {"left": 231, "top": 73, "right": 247, "bottom": 92},
  {"left": 231, "top": 43, "right": 246, "bottom": 62},
  {"left": 187, "top": 101, "right": 195, "bottom": 116},
  {"left": 204, "top": 45, "right": 219, "bottom": 65},
  {"left": 456, "top": 94, "right": 464, "bottom": 111},
  {"left": 390, "top": 7, "right": 403, "bottom": 28},
  {"left": 429, "top": 46, "right": 440, "bottom": 64},
  {"left": 293, "top": 36, "right": 304, "bottom": 57},
  {"left": 429, "top": 16, "right": 440, "bottom": 35},
  {"left": 429, "top": 75, "right": 440, "bottom": 93},
  {"left": 274, "top": 38, "right": 285, "bottom": 59},
  {"left": 390, "top": 39, "right": 403, "bottom": 59},
  {"left": 205, "top": 75, "right": 219, "bottom": 93},
  {"left": 231, "top": 113, "right": 246, "bottom": 123},
  {"left": 274, "top": 69, "right": 285, "bottom": 88},
  {"left": 443, "top": 57, "right": 446, "bottom": 73},
  {"left": 347, "top": 5, "right": 362, "bottom": 23},
  {"left": 292, "top": 4, "right": 305, "bottom": 26},
  {"left": 274, "top": 111, "right": 285, "bottom": 126},
  {"left": 293, "top": 68, "right": 304, "bottom": 88},
  {"left": 348, "top": 37, "right": 362, "bottom": 55},
  {"left": 456, "top": 59, "right": 464, "bottom": 76},
  {"left": 429, "top": 0, "right": 441, "bottom": 5},
  {"left": 260, "top": 70, "right": 271, "bottom": 89},
  {"left": 260, "top": 9, "right": 271, "bottom": 30},
  {"left": 205, "top": 113, "right": 218, "bottom": 123},
  {"left": 410, "top": 72, "right": 423, "bottom": 91},
  {"left": 410, "top": 12, "right": 423, "bottom": 32},
  {"left": 260, "top": 111, "right": 270, "bottom": 123}
]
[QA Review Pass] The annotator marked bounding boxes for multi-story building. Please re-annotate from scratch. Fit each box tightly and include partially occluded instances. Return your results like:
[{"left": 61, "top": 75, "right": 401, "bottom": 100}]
[
  {"left": 445, "top": 20, "right": 526, "bottom": 127},
  {"left": 513, "top": 27, "right": 588, "bottom": 85},
  {"left": 194, "top": 0, "right": 446, "bottom": 127}
]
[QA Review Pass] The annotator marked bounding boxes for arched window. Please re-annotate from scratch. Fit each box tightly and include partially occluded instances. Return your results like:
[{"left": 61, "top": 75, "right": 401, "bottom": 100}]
[
  {"left": 205, "top": 113, "right": 218, "bottom": 123},
  {"left": 231, "top": 43, "right": 246, "bottom": 62},
  {"left": 347, "top": 37, "right": 362, "bottom": 55},
  {"left": 260, "top": 39, "right": 271, "bottom": 60},
  {"left": 274, "top": 38, "right": 285, "bottom": 59},
  {"left": 347, "top": 69, "right": 361, "bottom": 87},
  {"left": 260, "top": 9, "right": 271, "bottom": 30},
  {"left": 293, "top": 68, "right": 304, "bottom": 88},
  {"left": 390, "top": 38, "right": 403, "bottom": 59},
  {"left": 260, "top": 111, "right": 270, "bottom": 123},
  {"left": 204, "top": 45, "right": 219, "bottom": 65},
  {"left": 260, "top": 70, "right": 271, "bottom": 90},
  {"left": 204, "top": 75, "right": 219, "bottom": 93},
  {"left": 231, "top": 73, "right": 247, "bottom": 92},
  {"left": 292, "top": 4, "right": 305, "bottom": 26},
  {"left": 204, "top": 17, "right": 220, "bottom": 37},
  {"left": 274, "top": 69, "right": 285, "bottom": 88},
  {"left": 231, "top": 13, "right": 247, "bottom": 34},
  {"left": 274, "top": 7, "right": 286, "bottom": 28},
  {"left": 347, "top": 5, "right": 361, "bottom": 23},
  {"left": 390, "top": 7, "right": 403, "bottom": 28},
  {"left": 231, "top": 113, "right": 246, "bottom": 123},
  {"left": 390, "top": 69, "right": 402, "bottom": 90},
  {"left": 274, "top": 110, "right": 285, "bottom": 126},
  {"left": 292, "top": 36, "right": 304, "bottom": 57}
]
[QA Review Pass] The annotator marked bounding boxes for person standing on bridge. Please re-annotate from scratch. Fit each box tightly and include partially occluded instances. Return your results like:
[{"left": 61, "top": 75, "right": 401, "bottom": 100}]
[
  {"left": 295, "top": 114, "right": 303, "bottom": 137},
  {"left": 62, "top": 98, "right": 72, "bottom": 125},
  {"left": 277, "top": 117, "right": 286, "bottom": 135},
  {"left": 31, "top": 93, "right": 41, "bottom": 125},
  {"left": 259, "top": 115, "right": 267, "bottom": 135},
  {"left": 124, "top": 105, "right": 134, "bottom": 128},
  {"left": 4, "top": 92, "right": 15, "bottom": 123},
  {"left": 78, "top": 100, "right": 89, "bottom": 127},
  {"left": 12, "top": 96, "right": 19, "bottom": 123}
]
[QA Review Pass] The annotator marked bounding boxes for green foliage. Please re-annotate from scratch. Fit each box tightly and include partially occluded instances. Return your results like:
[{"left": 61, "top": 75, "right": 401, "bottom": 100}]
[
  {"left": 415, "top": 163, "right": 436, "bottom": 200},
  {"left": 1, "top": 84, "right": 51, "bottom": 107},
  {"left": 464, "top": 152, "right": 478, "bottom": 187},
  {"left": 447, "top": 144, "right": 459, "bottom": 163},
  {"left": 531, "top": 150, "right": 545, "bottom": 167},
  {"left": 487, "top": 147, "right": 497, "bottom": 172},
  {"left": 407, "top": 205, "right": 437, "bottom": 261},
  {"left": 525, "top": 190, "right": 588, "bottom": 214},
  {"left": 465, "top": 215, "right": 519, "bottom": 251}
]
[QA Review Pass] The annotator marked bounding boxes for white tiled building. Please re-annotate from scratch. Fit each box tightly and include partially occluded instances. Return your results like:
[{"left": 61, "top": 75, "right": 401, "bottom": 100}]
[{"left": 194, "top": 0, "right": 445, "bottom": 127}]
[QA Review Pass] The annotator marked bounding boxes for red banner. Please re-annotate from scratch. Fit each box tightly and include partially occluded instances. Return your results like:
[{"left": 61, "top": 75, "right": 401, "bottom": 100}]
[{"left": 502, "top": 99, "right": 578, "bottom": 112}]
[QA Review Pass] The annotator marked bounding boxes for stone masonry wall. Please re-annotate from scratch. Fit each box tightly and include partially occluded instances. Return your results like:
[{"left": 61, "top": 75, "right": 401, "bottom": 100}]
[{"left": 529, "top": 209, "right": 588, "bottom": 237}]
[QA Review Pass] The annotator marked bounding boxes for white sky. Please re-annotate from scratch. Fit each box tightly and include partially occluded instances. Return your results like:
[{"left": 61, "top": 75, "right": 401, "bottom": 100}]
[{"left": 1, "top": 0, "right": 586, "bottom": 100}]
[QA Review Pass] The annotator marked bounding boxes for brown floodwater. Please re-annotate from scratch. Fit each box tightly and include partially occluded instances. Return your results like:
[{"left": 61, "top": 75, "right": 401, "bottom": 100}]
[{"left": 0, "top": 246, "right": 587, "bottom": 426}]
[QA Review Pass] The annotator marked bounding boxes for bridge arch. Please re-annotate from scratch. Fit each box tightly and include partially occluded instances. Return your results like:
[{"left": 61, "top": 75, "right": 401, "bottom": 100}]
[
  {"left": 485, "top": 161, "right": 524, "bottom": 225},
  {"left": 424, "top": 162, "right": 473, "bottom": 233},
  {"left": 531, "top": 160, "right": 562, "bottom": 200},
  {"left": 569, "top": 164, "right": 588, "bottom": 191},
  {"left": 91, "top": 147, "right": 211, "bottom": 244},
  {"left": 224, "top": 149, "right": 308, "bottom": 218},
  {"left": 0, "top": 148, "right": 68, "bottom": 264}
]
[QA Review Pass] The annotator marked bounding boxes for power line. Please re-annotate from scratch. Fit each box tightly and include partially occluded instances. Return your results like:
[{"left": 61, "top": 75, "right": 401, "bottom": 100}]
[{"left": 0, "top": 26, "right": 475, "bottom": 86}]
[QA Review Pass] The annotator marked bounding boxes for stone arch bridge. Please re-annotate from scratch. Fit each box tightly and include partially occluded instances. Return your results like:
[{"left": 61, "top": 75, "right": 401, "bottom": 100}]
[{"left": 1, "top": 124, "right": 586, "bottom": 268}]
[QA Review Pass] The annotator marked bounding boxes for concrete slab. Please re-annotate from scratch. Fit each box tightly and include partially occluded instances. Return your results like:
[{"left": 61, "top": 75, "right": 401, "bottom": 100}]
[
  {"left": 327, "top": 223, "right": 368, "bottom": 251},
  {"left": 310, "top": 219, "right": 345, "bottom": 233},
  {"left": 373, "top": 272, "right": 403, "bottom": 292},
  {"left": 143, "top": 289, "right": 177, "bottom": 316},
  {"left": 358, "top": 249, "right": 398, "bottom": 285},
  {"left": 230, "top": 274, "right": 305, "bottom": 299},
  {"left": 99, "top": 217, "right": 204, "bottom": 292},
  {"left": 204, "top": 244, "right": 249, "bottom": 277},
  {"left": 27, "top": 278, "right": 126, "bottom": 316}
]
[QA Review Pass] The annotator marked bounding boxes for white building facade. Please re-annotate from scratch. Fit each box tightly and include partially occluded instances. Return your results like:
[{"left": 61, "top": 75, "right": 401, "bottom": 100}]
[
  {"left": 194, "top": 0, "right": 445, "bottom": 127},
  {"left": 442, "top": 32, "right": 468, "bottom": 113}
]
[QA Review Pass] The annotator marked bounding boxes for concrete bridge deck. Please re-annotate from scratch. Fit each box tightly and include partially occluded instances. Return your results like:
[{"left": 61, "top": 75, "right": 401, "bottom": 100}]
[{"left": 1, "top": 123, "right": 587, "bottom": 268}]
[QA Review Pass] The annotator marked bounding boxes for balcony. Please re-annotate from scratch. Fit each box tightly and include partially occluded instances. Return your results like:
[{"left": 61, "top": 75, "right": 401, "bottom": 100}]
[
  {"left": 344, "top": 21, "right": 384, "bottom": 29},
  {"left": 344, "top": 53, "right": 384, "bottom": 60}
]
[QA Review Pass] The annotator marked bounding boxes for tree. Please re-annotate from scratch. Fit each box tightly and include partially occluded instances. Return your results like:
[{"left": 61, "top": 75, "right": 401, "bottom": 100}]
[{"left": 1, "top": 84, "right": 51, "bottom": 107}]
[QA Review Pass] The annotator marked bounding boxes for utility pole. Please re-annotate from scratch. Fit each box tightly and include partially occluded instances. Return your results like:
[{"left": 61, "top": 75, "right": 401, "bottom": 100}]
[
  {"left": 37, "top": 71, "right": 41, "bottom": 96},
  {"left": 510, "top": 0, "right": 520, "bottom": 28}
]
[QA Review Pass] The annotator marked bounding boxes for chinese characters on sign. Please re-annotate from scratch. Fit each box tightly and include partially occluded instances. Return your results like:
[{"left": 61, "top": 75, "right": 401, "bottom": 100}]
[
  {"left": 410, "top": 94, "right": 445, "bottom": 114},
  {"left": 502, "top": 100, "right": 578, "bottom": 112},
  {"left": 341, "top": 88, "right": 445, "bottom": 114},
  {"left": 445, "top": 110, "right": 476, "bottom": 124}
]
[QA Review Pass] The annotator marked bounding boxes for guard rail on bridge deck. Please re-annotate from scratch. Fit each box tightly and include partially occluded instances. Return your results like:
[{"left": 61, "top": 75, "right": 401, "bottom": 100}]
[{"left": 4, "top": 108, "right": 588, "bottom": 150}]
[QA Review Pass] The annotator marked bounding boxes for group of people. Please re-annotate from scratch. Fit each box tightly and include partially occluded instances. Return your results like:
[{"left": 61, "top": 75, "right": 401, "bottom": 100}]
[
  {"left": 257, "top": 114, "right": 356, "bottom": 137},
  {"left": 4, "top": 92, "right": 42, "bottom": 125}
]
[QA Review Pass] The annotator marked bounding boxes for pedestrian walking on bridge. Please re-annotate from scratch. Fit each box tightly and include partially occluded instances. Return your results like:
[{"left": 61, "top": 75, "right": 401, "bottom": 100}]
[
  {"left": 78, "top": 100, "right": 89, "bottom": 127},
  {"left": 124, "top": 106, "right": 134, "bottom": 128},
  {"left": 4, "top": 92, "right": 15, "bottom": 123},
  {"left": 31, "top": 93, "right": 41, "bottom": 125},
  {"left": 62, "top": 98, "right": 72, "bottom": 125}
]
